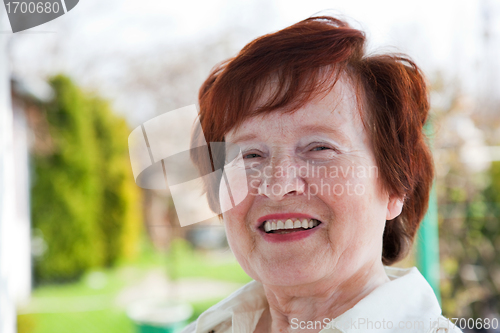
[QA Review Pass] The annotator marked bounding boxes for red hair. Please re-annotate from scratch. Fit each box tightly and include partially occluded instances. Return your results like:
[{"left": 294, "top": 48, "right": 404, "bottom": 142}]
[{"left": 193, "top": 16, "right": 434, "bottom": 265}]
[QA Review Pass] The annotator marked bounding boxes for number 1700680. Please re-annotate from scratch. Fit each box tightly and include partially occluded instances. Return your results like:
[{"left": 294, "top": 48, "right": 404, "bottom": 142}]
[{"left": 5, "top": 1, "right": 60, "bottom": 14}]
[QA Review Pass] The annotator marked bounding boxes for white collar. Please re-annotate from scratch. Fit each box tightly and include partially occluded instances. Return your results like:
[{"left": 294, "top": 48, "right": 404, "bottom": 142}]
[
  {"left": 323, "top": 266, "right": 442, "bottom": 332},
  {"left": 193, "top": 267, "right": 443, "bottom": 333}
]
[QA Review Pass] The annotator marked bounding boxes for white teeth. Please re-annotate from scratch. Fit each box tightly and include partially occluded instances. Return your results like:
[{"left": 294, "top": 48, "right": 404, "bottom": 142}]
[
  {"left": 263, "top": 218, "right": 320, "bottom": 232},
  {"left": 264, "top": 222, "right": 271, "bottom": 232}
]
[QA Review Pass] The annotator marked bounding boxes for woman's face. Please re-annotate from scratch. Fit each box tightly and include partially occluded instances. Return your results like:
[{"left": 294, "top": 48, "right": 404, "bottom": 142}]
[{"left": 222, "top": 77, "right": 402, "bottom": 287}]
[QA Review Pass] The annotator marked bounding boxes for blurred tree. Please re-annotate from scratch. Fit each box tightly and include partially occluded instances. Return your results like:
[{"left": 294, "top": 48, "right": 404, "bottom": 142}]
[
  {"left": 32, "top": 75, "right": 103, "bottom": 281},
  {"left": 431, "top": 74, "right": 500, "bottom": 318},
  {"left": 31, "top": 75, "right": 142, "bottom": 282},
  {"left": 480, "top": 161, "right": 500, "bottom": 315},
  {"left": 90, "top": 97, "right": 142, "bottom": 266}
]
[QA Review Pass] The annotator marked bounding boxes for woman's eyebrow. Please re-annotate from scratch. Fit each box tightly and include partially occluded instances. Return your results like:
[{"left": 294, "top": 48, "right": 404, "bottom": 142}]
[
  {"left": 227, "top": 133, "right": 258, "bottom": 144},
  {"left": 299, "top": 124, "right": 350, "bottom": 144},
  {"left": 228, "top": 125, "right": 350, "bottom": 145}
]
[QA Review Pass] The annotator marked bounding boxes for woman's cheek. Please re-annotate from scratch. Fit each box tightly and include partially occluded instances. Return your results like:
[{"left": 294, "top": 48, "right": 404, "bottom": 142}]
[
  {"left": 224, "top": 221, "right": 259, "bottom": 279},
  {"left": 223, "top": 196, "right": 252, "bottom": 249}
]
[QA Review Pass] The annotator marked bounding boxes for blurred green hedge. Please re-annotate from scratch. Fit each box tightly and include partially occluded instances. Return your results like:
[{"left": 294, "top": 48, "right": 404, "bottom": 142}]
[{"left": 31, "top": 75, "right": 142, "bottom": 282}]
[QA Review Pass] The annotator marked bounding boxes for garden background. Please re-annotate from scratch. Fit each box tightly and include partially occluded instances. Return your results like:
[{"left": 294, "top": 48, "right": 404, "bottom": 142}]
[{"left": 1, "top": 0, "right": 500, "bottom": 332}]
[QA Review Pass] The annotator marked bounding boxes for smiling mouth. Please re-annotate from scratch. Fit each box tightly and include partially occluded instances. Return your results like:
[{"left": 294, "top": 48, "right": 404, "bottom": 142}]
[{"left": 261, "top": 218, "right": 322, "bottom": 234}]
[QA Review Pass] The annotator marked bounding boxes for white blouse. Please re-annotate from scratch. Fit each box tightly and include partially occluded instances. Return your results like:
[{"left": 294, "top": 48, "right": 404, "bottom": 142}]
[{"left": 181, "top": 266, "right": 462, "bottom": 333}]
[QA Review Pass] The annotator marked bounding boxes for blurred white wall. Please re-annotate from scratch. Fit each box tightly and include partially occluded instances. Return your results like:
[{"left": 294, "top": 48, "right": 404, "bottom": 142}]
[
  {"left": 1, "top": 11, "right": 32, "bottom": 333},
  {"left": 0, "top": 10, "right": 17, "bottom": 332},
  {"left": 10, "top": 93, "right": 32, "bottom": 305}
]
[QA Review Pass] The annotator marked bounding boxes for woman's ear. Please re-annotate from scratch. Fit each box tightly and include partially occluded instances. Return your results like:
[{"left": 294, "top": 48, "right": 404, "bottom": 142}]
[{"left": 386, "top": 195, "right": 404, "bottom": 220}]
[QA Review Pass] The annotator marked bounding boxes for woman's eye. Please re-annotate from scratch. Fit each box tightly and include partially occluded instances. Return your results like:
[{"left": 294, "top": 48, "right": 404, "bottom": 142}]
[
  {"left": 311, "top": 146, "right": 330, "bottom": 151},
  {"left": 243, "top": 153, "right": 261, "bottom": 159}
]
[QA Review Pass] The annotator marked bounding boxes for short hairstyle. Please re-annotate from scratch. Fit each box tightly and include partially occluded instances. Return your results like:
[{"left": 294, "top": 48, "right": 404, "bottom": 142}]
[{"left": 192, "top": 16, "right": 434, "bottom": 265}]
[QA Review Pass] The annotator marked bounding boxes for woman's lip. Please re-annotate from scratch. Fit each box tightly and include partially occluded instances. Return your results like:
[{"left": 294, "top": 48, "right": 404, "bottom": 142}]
[
  {"left": 256, "top": 213, "right": 318, "bottom": 227},
  {"left": 258, "top": 222, "right": 321, "bottom": 243}
]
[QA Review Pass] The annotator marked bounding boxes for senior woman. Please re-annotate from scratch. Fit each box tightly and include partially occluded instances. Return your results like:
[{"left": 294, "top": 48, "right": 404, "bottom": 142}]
[{"left": 183, "top": 16, "right": 460, "bottom": 333}]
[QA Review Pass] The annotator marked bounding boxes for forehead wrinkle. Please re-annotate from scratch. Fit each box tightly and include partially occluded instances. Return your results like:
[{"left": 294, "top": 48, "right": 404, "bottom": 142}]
[
  {"left": 226, "top": 77, "right": 362, "bottom": 147},
  {"left": 320, "top": 77, "right": 366, "bottom": 145}
]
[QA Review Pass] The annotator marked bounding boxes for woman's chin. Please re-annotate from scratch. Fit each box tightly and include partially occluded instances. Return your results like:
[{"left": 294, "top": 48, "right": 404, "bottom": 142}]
[
  {"left": 238, "top": 250, "right": 328, "bottom": 286},
  {"left": 254, "top": 263, "right": 324, "bottom": 287},
  {"left": 260, "top": 273, "right": 320, "bottom": 288}
]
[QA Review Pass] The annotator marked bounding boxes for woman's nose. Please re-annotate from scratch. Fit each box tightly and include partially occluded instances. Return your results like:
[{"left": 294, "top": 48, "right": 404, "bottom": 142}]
[{"left": 257, "top": 157, "right": 306, "bottom": 200}]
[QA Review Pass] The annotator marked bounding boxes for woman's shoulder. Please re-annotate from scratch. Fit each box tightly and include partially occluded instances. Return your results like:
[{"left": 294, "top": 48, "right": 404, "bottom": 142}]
[{"left": 322, "top": 267, "right": 459, "bottom": 332}]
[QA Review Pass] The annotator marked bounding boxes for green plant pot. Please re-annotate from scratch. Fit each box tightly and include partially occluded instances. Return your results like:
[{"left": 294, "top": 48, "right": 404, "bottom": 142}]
[{"left": 127, "top": 300, "right": 193, "bottom": 333}]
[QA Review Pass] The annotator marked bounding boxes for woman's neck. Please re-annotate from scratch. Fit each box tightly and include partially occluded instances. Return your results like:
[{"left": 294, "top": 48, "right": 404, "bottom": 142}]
[{"left": 257, "top": 261, "right": 389, "bottom": 333}]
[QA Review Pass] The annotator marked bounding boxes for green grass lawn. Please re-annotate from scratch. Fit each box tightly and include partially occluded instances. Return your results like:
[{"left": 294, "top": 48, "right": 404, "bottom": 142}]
[{"left": 18, "top": 239, "right": 251, "bottom": 333}]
